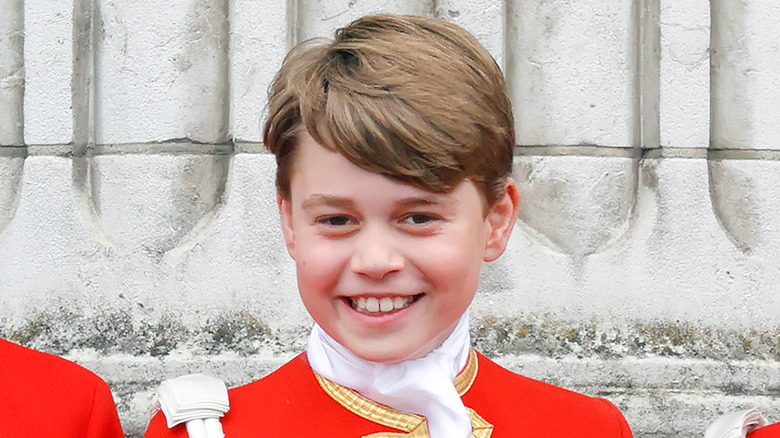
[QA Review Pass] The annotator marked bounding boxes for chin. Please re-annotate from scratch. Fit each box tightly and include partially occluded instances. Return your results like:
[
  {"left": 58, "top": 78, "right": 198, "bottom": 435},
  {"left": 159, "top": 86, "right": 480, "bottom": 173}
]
[{"left": 353, "top": 349, "right": 411, "bottom": 364}]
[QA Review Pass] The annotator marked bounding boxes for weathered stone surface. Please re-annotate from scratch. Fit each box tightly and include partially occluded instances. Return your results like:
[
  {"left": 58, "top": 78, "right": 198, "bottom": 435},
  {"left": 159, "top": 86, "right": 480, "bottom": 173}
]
[
  {"left": 89, "top": 151, "right": 229, "bottom": 255},
  {"left": 229, "top": 0, "right": 288, "bottom": 142},
  {"left": 709, "top": 159, "right": 780, "bottom": 259},
  {"left": 296, "top": 0, "right": 433, "bottom": 42},
  {"left": 506, "top": 1, "right": 638, "bottom": 146},
  {"left": 0, "top": 154, "right": 23, "bottom": 235},
  {"left": 711, "top": 0, "right": 780, "bottom": 150},
  {"left": 0, "top": 0, "right": 23, "bottom": 146},
  {"left": 472, "top": 157, "right": 780, "bottom": 328},
  {"left": 95, "top": 0, "right": 230, "bottom": 143},
  {"left": 434, "top": 0, "right": 505, "bottom": 69},
  {"left": 657, "top": 0, "right": 710, "bottom": 148},
  {"left": 23, "top": 1, "right": 76, "bottom": 145},
  {"left": 513, "top": 155, "right": 637, "bottom": 257},
  {"left": 0, "top": 153, "right": 304, "bottom": 330}
]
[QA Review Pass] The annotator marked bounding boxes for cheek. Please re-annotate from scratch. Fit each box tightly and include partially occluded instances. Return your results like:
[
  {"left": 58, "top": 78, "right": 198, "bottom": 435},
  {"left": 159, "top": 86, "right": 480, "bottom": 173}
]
[
  {"left": 295, "top": 242, "right": 347, "bottom": 293},
  {"left": 416, "top": 239, "right": 484, "bottom": 296}
]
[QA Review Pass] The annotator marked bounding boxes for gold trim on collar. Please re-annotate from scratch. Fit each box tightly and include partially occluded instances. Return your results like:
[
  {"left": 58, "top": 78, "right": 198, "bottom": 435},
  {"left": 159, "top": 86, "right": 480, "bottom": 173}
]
[
  {"left": 455, "top": 348, "right": 478, "bottom": 395},
  {"left": 314, "top": 349, "right": 491, "bottom": 438}
]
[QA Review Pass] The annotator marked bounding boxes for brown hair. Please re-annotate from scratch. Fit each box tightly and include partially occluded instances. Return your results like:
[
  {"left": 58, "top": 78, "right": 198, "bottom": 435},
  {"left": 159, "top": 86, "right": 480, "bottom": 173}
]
[{"left": 264, "top": 14, "right": 514, "bottom": 205}]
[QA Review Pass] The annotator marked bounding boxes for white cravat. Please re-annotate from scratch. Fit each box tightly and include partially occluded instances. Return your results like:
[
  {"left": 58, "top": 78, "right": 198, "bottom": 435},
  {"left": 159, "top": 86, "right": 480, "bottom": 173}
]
[{"left": 306, "top": 312, "right": 473, "bottom": 438}]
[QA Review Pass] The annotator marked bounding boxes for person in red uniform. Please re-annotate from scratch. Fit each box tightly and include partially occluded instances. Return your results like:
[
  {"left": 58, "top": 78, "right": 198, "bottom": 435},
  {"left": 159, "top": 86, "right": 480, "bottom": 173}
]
[
  {"left": 145, "top": 14, "right": 633, "bottom": 438},
  {"left": 0, "top": 338, "right": 124, "bottom": 437}
]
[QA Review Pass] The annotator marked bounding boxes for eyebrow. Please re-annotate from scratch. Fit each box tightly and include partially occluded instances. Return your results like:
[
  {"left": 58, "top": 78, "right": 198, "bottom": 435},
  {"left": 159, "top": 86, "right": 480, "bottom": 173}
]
[
  {"left": 300, "top": 194, "right": 445, "bottom": 210},
  {"left": 396, "top": 196, "right": 442, "bottom": 208},
  {"left": 300, "top": 195, "right": 355, "bottom": 210}
]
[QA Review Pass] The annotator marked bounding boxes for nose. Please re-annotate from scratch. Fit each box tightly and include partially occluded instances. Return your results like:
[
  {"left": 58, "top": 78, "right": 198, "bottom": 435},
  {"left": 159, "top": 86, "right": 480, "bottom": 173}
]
[{"left": 350, "top": 226, "right": 405, "bottom": 280}]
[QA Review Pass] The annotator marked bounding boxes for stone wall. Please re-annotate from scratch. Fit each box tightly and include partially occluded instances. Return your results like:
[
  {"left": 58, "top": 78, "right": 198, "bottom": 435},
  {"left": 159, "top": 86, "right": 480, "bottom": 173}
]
[{"left": 1, "top": 1, "right": 778, "bottom": 436}]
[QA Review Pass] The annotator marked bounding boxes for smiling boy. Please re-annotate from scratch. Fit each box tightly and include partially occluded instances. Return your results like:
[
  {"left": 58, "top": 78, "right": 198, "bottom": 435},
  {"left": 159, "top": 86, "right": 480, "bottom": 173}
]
[{"left": 145, "top": 14, "right": 632, "bottom": 438}]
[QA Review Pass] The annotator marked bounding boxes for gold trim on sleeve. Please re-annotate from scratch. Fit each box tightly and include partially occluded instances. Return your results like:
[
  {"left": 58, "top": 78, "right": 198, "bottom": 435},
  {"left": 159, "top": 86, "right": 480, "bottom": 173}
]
[{"left": 314, "top": 348, "right": 491, "bottom": 438}]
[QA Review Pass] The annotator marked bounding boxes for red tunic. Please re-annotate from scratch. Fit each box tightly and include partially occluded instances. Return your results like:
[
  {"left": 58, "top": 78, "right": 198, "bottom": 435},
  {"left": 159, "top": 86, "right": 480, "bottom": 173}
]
[
  {"left": 144, "top": 350, "right": 632, "bottom": 437},
  {"left": 0, "top": 338, "right": 124, "bottom": 438},
  {"left": 750, "top": 423, "right": 780, "bottom": 438}
]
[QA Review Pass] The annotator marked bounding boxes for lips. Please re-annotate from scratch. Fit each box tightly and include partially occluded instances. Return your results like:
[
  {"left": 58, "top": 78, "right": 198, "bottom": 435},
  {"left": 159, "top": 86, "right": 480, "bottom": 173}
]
[{"left": 346, "top": 294, "right": 423, "bottom": 315}]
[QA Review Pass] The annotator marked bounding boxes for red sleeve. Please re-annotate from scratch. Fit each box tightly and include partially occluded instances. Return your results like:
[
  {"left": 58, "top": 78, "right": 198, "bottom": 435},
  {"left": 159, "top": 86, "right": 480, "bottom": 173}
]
[
  {"left": 85, "top": 378, "right": 125, "bottom": 438},
  {"left": 595, "top": 397, "right": 634, "bottom": 438}
]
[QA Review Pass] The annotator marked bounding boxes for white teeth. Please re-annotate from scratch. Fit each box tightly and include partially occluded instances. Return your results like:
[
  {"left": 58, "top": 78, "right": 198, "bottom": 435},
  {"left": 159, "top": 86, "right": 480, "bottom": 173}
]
[
  {"left": 352, "top": 295, "right": 416, "bottom": 314},
  {"left": 379, "top": 297, "right": 393, "bottom": 312},
  {"left": 366, "top": 297, "right": 380, "bottom": 312}
]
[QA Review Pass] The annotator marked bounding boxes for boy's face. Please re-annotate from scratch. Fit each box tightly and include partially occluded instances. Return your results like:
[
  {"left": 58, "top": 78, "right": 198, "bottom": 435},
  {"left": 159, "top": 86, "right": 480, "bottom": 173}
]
[{"left": 279, "top": 132, "right": 518, "bottom": 363}]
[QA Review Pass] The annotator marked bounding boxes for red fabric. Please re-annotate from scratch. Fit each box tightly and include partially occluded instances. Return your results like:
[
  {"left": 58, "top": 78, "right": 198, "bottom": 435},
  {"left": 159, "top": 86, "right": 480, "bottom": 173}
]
[
  {"left": 0, "top": 338, "right": 124, "bottom": 438},
  {"left": 144, "top": 350, "right": 632, "bottom": 437},
  {"left": 750, "top": 423, "right": 780, "bottom": 438}
]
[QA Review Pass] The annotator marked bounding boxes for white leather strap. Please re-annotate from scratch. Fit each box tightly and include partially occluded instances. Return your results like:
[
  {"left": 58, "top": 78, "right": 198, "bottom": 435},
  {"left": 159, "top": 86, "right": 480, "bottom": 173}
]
[
  {"left": 151, "top": 374, "right": 229, "bottom": 438},
  {"left": 185, "top": 418, "right": 225, "bottom": 438},
  {"left": 705, "top": 409, "right": 768, "bottom": 438}
]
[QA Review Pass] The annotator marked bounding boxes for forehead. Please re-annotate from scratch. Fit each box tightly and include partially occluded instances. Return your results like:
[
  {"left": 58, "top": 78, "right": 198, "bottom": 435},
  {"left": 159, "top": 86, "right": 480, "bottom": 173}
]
[
  {"left": 288, "top": 132, "right": 489, "bottom": 215},
  {"left": 289, "top": 132, "right": 435, "bottom": 197}
]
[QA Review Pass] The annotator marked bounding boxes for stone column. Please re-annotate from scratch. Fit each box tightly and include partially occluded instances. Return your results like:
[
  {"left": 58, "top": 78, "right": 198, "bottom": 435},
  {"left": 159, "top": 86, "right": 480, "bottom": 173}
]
[
  {"left": 506, "top": 0, "right": 639, "bottom": 257},
  {"left": 90, "top": 0, "right": 231, "bottom": 254},
  {"left": 710, "top": 0, "right": 780, "bottom": 258}
]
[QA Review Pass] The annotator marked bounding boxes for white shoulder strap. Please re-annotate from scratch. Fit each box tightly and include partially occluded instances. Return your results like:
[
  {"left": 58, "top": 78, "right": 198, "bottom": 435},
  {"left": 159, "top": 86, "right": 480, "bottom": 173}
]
[
  {"left": 151, "top": 374, "right": 230, "bottom": 438},
  {"left": 705, "top": 409, "right": 768, "bottom": 438}
]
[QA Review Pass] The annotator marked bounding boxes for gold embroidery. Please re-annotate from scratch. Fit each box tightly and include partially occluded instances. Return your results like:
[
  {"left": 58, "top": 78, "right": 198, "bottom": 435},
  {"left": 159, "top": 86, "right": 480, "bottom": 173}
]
[
  {"left": 467, "top": 408, "right": 494, "bottom": 438},
  {"left": 455, "top": 349, "right": 478, "bottom": 396},
  {"left": 315, "top": 375, "right": 424, "bottom": 431},
  {"left": 315, "top": 349, "right": 492, "bottom": 438},
  {"left": 361, "top": 410, "right": 492, "bottom": 438}
]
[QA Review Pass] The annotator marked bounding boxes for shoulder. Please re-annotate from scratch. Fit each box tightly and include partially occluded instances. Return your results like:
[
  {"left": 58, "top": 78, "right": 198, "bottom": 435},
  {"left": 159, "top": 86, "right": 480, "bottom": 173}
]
[
  {"left": 0, "top": 338, "right": 123, "bottom": 438},
  {"left": 464, "top": 351, "right": 632, "bottom": 437},
  {"left": 0, "top": 338, "right": 113, "bottom": 397},
  {"left": 750, "top": 423, "right": 780, "bottom": 438},
  {"left": 227, "top": 352, "right": 325, "bottom": 410},
  {"left": 146, "top": 353, "right": 344, "bottom": 437}
]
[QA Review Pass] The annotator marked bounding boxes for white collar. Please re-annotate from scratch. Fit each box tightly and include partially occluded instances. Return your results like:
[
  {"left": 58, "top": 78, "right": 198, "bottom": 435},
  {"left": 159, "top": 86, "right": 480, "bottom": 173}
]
[{"left": 306, "top": 312, "right": 472, "bottom": 438}]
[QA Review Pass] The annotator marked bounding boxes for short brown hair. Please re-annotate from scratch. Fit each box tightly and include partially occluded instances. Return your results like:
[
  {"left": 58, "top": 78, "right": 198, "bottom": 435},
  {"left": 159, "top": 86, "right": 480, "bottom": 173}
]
[{"left": 264, "top": 14, "right": 514, "bottom": 205}]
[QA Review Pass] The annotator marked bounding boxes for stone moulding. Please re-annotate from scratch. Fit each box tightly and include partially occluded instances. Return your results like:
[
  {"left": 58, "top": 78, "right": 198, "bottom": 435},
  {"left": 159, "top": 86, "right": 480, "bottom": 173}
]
[
  {"left": 708, "top": 159, "right": 780, "bottom": 258},
  {"left": 514, "top": 153, "right": 639, "bottom": 258},
  {"left": 0, "top": 150, "right": 25, "bottom": 238},
  {"left": 84, "top": 143, "right": 232, "bottom": 256}
]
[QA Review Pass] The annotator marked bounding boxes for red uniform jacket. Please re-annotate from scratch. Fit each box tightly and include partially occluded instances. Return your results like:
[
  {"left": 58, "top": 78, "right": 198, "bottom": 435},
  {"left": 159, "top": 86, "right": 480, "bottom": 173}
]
[
  {"left": 145, "top": 349, "right": 632, "bottom": 437},
  {"left": 750, "top": 423, "right": 780, "bottom": 438},
  {"left": 0, "top": 338, "right": 124, "bottom": 438}
]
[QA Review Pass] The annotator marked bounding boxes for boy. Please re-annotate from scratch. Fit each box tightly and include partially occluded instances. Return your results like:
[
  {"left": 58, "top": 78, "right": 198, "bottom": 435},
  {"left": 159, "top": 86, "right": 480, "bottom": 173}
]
[
  {"left": 0, "top": 338, "right": 124, "bottom": 437},
  {"left": 145, "top": 14, "right": 632, "bottom": 437}
]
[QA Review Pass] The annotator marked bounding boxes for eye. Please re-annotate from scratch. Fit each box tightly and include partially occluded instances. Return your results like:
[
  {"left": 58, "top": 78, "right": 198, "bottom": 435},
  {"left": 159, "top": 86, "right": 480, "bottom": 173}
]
[
  {"left": 318, "top": 215, "right": 353, "bottom": 226},
  {"left": 402, "top": 213, "right": 439, "bottom": 225}
]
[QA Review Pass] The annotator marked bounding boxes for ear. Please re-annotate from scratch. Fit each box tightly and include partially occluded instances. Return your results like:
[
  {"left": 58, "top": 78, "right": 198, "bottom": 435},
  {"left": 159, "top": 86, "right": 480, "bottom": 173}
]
[
  {"left": 278, "top": 192, "right": 297, "bottom": 260},
  {"left": 483, "top": 178, "right": 520, "bottom": 262}
]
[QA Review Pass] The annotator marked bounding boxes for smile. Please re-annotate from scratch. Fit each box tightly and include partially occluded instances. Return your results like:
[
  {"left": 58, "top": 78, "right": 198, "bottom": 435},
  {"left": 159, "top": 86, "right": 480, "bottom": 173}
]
[{"left": 346, "top": 294, "right": 423, "bottom": 315}]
